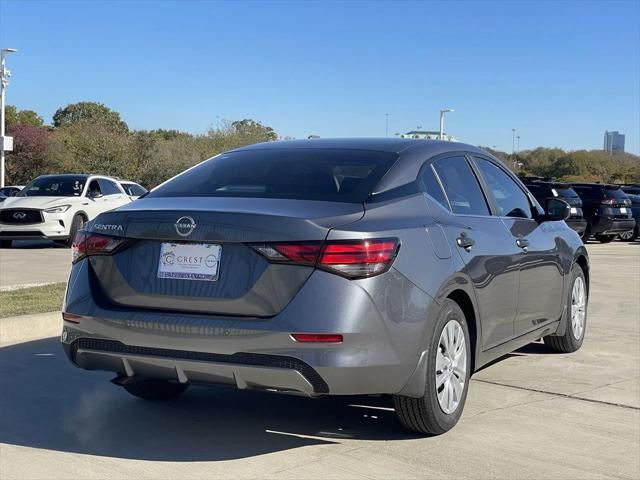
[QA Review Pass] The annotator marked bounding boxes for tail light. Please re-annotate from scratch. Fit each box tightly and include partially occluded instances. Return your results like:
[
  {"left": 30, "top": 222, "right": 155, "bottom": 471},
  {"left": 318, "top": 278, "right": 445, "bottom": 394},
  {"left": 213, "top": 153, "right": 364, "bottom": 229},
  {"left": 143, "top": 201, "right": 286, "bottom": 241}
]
[
  {"left": 601, "top": 198, "right": 618, "bottom": 206},
  {"left": 72, "top": 230, "right": 126, "bottom": 264},
  {"left": 251, "top": 238, "right": 399, "bottom": 279}
]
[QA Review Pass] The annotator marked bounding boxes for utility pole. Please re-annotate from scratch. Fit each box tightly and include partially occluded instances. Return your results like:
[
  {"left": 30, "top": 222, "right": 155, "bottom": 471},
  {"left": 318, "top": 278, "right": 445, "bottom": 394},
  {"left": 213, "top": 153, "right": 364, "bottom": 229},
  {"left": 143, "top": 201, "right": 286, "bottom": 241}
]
[
  {"left": 1, "top": 48, "right": 18, "bottom": 189},
  {"left": 439, "top": 109, "right": 454, "bottom": 140},
  {"left": 511, "top": 128, "right": 517, "bottom": 171}
]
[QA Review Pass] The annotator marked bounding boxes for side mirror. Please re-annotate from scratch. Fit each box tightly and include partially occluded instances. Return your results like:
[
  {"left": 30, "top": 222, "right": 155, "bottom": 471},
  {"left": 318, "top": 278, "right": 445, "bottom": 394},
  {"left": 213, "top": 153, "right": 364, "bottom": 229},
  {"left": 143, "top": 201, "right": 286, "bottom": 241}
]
[
  {"left": 542, "top": 198, "right": 571, "bottom": 222},
  {"left": 88, "top": 190, "right": 103, "bottom": 199}
]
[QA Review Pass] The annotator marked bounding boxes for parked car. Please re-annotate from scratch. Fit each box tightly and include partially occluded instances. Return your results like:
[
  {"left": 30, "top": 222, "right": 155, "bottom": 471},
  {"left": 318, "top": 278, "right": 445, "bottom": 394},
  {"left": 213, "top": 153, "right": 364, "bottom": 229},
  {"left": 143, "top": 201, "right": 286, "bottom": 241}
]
[
  {"left": 0, "top": 174, "right": 131, "bottom": 248},
  {"left": 620, "top": 184, "right": 640, "bottom": 196},
  {"left": 118, "top": 180, "right": 148, "bottom": 200},
  {"left": 0, "top": 192, "right": 6, "bottom": 204},
  {"left": 62, "top": 139, "right": 589, "bottom": 435},
  {"left": 520, "top": 177, "right": 587, "bottom": 238},
  {"left": 570, "top": 183, "right": 635, "bottom": 243},
  {"left": 618, "top": 193, "right": 640, "bottom": 242},
  {"left": 0, "top": 185, "right": 24, "bottom": 197}
]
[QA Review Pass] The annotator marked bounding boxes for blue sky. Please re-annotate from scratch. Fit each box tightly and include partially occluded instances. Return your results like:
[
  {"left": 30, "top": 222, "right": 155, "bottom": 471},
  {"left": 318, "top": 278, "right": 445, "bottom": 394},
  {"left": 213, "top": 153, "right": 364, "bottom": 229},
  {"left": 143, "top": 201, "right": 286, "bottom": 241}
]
[{"left": 1, "top": 0, "right": 638, "bottom": 153}]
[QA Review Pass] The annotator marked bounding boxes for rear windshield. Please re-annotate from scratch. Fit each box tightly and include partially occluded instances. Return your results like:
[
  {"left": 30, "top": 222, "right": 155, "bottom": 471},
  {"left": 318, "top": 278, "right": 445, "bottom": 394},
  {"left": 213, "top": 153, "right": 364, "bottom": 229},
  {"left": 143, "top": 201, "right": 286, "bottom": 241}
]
[
  {"left": 604, "top": 187, "right": 628, "bottom": 200},
  {"left": 148, "top": 149, "right": 398, "bottom": 203},
  {"left": 552, "top": 187, "right": 579, "bottom": 198},
  {"left": 18, "top": 176, "right": 87, "bottom": 197}
]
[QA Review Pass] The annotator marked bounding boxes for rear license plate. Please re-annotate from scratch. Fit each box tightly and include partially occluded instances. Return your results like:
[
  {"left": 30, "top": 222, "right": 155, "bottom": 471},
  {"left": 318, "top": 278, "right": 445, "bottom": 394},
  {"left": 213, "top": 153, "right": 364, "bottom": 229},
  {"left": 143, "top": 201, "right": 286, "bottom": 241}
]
[
  {"left": 157, "top": 243, "right": 222, "bottom": 281},
  {"left": 620, "top": 207, "right": 627, "bottom": 214},
  {"left": 570, "top": 207, "right": 577, "bottom": 214}
]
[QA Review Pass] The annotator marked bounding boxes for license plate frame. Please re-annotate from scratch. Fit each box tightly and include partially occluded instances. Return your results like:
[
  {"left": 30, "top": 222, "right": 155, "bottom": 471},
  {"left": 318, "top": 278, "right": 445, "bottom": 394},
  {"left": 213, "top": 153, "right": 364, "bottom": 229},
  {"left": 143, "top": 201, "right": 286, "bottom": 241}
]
[{"left": 157, "top": 242, "right": 222, "bottom": 282}]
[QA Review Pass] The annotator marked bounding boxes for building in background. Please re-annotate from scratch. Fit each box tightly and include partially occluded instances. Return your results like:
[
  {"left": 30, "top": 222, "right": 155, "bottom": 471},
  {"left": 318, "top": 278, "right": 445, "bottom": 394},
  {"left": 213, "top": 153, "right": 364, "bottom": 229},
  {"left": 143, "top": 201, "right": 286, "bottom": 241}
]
[
  {"left": 604, "top": 131, "right": 625, "bottom": 154},
  {"left": 400, "top": 130, "right": 456, "bottom": 141}
]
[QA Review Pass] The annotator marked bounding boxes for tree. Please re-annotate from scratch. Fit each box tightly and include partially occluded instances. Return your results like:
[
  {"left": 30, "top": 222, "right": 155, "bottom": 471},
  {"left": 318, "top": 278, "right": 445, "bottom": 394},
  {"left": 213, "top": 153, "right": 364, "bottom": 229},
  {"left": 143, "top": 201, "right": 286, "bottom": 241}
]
[
  {"left": 229, "top": 119, "right": 277, "bottom": 143},
  {"left": 5, "top": 125, "right": 54, "bottom": 185},
  {"left": 5, "top": 105, "right": 44, "bottom": 130},
  {"left": 52, "top": 101, "right": 128, "bottom": 132}
]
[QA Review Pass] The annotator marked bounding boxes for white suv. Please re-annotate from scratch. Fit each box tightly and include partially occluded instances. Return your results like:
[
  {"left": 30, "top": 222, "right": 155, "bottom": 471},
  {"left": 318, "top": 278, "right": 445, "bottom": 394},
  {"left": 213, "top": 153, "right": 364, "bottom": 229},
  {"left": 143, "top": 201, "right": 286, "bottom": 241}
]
[{"left": 0, "top": 174, "right": 131, "bottom": 248}]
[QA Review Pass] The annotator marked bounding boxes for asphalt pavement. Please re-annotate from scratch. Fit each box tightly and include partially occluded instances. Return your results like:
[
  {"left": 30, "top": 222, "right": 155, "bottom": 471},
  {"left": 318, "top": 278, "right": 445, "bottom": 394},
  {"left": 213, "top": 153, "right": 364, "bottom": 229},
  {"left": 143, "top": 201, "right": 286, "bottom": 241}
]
[
  {"left": 0, "top": 241, "right": 70, "bottom": 289},
  {"left": 0, "top": 242, "right": 638, "bottom": 479}
]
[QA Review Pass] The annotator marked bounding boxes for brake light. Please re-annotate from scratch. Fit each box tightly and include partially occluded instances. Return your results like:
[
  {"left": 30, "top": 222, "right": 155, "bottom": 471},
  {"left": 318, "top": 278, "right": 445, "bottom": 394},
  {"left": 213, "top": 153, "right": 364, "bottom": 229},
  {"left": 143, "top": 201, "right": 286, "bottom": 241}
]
[
  {"left": 251, "top": 238, "right": 399, "bottom": 279},
  {"left": 601, "top": 198, "right": 617, "bottom": 205},
  {"left": 71, "top": 230, "right": 126, "bottom": 264}
]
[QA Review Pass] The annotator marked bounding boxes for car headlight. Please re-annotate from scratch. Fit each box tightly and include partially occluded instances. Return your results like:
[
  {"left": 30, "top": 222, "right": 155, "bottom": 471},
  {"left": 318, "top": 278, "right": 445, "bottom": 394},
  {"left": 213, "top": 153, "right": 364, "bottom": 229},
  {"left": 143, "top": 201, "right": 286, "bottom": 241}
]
[{"left": 44, "top": 205, "right": 72, "bottom": 214}]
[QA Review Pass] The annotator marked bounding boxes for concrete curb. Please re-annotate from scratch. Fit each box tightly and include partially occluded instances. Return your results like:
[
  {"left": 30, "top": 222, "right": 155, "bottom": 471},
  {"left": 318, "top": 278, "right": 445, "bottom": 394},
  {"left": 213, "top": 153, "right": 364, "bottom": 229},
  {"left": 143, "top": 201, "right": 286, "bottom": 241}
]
[{"left": 0, "top": 311, "right": 61, "bottom": 345}]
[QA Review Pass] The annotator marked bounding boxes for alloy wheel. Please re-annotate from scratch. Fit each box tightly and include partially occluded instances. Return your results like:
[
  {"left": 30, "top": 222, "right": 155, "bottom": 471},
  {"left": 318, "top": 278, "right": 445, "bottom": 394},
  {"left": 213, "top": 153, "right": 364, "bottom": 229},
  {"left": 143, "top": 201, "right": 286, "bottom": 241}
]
[
  {"left": 571, "top": 276, "right": 587, "bottom": 340},
  {"left": 435, "top": 320, "right": 467, "bottom": 414}
]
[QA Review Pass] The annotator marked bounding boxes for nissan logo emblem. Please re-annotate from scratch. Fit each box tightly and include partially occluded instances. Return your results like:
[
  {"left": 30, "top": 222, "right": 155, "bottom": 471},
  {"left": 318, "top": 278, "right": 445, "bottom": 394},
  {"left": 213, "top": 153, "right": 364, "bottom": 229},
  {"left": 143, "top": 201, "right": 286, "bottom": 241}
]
[
  {"left": 175, "top": 216, "right": 196, "bottom": 237},
  {"left": 13, "top": 212, "right": 27, "bottom": 220}
]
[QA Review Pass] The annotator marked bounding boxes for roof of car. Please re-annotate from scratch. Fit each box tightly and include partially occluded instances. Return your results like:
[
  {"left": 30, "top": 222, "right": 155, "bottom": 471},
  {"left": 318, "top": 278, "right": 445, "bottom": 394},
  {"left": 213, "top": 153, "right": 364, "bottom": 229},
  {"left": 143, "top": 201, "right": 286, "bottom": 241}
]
[
  {"left": 571, "top": 183, "right": 621, "bottom": 189},
  {"left": 231, "top": 138, "right": 487, "bottom": 155}
]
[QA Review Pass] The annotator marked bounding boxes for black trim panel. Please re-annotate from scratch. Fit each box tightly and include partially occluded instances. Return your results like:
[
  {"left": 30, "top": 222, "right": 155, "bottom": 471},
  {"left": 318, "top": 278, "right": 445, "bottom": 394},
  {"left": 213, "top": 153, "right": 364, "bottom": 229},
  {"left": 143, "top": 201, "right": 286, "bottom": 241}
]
[{"left": 70, "top": 338, "right": 330, "bottom": 394}]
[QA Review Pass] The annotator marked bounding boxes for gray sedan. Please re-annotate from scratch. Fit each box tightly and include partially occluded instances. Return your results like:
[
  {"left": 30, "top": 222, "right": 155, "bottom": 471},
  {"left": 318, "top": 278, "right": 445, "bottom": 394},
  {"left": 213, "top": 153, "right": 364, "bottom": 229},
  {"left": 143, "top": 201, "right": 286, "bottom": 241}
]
[{"left": 61, "top": 138, "right": 589, "bottom": 435}]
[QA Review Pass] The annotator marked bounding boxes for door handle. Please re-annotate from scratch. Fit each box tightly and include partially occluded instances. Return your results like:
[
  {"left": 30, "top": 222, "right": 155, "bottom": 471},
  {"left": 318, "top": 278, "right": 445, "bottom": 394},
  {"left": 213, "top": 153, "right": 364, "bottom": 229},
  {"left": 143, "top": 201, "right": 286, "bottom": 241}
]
[
  {"left": 516, "top": 238, "right": 530, "bottom": 251},
  {"left": 456, "top": 233, "right": 475, "bottom": 251}
]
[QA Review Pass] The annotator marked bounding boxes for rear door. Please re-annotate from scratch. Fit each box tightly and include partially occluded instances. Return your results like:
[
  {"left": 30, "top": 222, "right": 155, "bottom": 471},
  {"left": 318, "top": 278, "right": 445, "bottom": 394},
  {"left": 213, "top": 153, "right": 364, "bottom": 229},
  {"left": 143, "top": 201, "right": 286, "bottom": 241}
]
[
  {"left": 430, "top": 155, "right": 518, "bottom": 349},
  {"left": 471, "top": 156, "right": 565, "bottom": 336}
]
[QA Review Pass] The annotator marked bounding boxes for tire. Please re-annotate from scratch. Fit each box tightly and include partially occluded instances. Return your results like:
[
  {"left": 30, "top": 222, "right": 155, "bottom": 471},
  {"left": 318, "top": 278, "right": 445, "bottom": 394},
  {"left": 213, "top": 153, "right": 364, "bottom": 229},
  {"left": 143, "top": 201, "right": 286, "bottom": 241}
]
[
  {"left": 66, "top": 214, "right": 85, "bottom": 247},
  {"left": 594, "top": 234, "right": 617, "bottom": 243},
  {"left": 580, "top": 223, "right": 591, "bottom": 243},
  {"left": 544, "top": 264, "right": 587, "bottom": 353},
  {"left": 619, "top": 225, "right": 639, "bottom": 242},
  {"left": 393, "top": 299, "right": 472, "bottom": 435},
  {"left": 0, "top": 239, "right": 11, "bottom": 248},
  {"left": 122, "top": 379, "right": 189, "bottom": 401}
]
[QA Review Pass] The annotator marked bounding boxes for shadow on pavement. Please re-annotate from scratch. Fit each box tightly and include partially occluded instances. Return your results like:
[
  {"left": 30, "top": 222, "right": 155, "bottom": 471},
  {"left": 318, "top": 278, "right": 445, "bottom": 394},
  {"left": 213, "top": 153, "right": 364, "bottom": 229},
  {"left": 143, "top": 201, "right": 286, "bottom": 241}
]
[{"left": 0, "top": 337, "right": 416, "bottom": 462}]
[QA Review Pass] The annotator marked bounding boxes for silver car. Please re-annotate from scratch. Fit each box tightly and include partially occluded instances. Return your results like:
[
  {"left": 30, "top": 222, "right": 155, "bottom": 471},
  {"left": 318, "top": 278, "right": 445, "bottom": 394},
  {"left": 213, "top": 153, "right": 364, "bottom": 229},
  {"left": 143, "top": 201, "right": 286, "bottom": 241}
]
[{"left": 61, "top": 139, "right": 589, "bottom": 435}]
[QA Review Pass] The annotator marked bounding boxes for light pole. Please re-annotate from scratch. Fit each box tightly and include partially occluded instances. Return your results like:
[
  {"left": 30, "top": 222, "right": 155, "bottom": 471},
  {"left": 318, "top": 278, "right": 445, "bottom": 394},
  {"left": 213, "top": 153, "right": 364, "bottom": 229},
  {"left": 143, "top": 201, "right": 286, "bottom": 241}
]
[
  {"left": 511, "top": 128, "right": 517, "bottom": 170},
  {"left": 1, "top": 48, "right": 18, "bottom": 189},
  {"left": 516, "top": 135, "right": 520, "bottom": 152},
  {"left": 385, "top": 113, "right": 389, "bottom": 138},
  {"left": 439, "top": 108, "right": 454, "bottom": 140}
]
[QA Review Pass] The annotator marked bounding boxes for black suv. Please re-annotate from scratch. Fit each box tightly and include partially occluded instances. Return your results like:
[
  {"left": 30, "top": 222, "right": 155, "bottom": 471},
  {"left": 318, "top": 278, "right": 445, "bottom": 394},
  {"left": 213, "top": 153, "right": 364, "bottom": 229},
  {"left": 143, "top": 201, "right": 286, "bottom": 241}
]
[
  {"left": 520, "top": 177, "right": 587, "bottom": 238},
  {"left": 571, "top": 183, "right": 635, "bottom": 243}
]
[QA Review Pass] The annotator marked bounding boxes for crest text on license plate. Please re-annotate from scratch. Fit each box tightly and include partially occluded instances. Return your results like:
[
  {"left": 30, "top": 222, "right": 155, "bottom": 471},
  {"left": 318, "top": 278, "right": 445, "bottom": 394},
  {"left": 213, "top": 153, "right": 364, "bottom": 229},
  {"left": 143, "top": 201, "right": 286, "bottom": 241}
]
[{"left": 157, "top": 243, "right": 222, "bottom": 281}]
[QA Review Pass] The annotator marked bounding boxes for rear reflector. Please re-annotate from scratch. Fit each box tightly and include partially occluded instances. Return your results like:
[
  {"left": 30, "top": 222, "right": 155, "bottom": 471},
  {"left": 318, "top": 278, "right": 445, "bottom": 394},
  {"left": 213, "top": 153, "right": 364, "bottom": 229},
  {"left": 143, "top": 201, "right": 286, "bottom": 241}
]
[
  {"left": 292, "top": 334, "right": 343, "bottom": 343},
  {"left": 250, "top": 238, "right": 399, "bottom": 279},
  {"left": 62, "top": 312, "right": 82, "bottom": 323},
  {"left": 72, "top": 230, "right": 126, "bottom": 264}
]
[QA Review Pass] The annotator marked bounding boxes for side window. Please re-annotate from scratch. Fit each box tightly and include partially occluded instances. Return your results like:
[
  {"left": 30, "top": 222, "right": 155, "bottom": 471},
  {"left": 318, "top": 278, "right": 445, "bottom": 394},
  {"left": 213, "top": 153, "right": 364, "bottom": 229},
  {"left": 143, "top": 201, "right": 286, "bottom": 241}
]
[
  {"left": 87, "top": 180, "right": 102, "bottom": 197},
  {"left": 474, "top": 158, "right": 533, "bottom": 219},
  {"left": 420, "top": 163, "right": 449, "bottom": 211},
  {"left": 98, "top": 179, "right": 122, "bottom": 195},
  {"left": 432, "top": 156, "right": 490, "bottom": 216}
]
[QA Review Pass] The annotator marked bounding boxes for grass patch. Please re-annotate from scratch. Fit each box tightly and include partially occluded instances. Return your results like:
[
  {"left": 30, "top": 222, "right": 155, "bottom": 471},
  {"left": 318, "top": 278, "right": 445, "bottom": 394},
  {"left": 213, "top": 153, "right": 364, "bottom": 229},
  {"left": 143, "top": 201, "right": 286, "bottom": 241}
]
[{"left": 0, "top": 283, "right": 67, "bottom": 318}]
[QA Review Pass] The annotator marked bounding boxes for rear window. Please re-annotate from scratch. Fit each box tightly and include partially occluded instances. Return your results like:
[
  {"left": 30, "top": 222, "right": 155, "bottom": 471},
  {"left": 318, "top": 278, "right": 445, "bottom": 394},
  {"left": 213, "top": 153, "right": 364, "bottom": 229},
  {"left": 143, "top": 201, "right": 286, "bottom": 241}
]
[
  {"left": 552, "top": 187, "right": 579, "bottom": 198},
  {"left": 604, "top": 187, "right": 629, "bottom": 201},
  {"left": 148, "top": 149, "right": 398, "bottom": 203}
]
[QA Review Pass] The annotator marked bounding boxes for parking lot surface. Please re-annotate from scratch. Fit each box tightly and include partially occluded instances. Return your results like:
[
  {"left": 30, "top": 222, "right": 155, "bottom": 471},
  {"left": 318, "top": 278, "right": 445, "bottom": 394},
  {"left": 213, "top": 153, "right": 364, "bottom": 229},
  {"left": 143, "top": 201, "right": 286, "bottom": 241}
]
[
  {"left": 0, "top": 242, "right": 638, "bottom": 479},
  {"left": 0, "top": 241, "right": 70, "bottom": 289}
]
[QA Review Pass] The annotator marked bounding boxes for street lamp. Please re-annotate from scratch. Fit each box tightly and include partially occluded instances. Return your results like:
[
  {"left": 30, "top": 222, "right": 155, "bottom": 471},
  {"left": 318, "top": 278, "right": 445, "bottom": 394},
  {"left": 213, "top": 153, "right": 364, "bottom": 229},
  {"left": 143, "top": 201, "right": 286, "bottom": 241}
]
[
  {"left": 511, "top": 128, "right": 517, "bottom": 170},
  {"left": 516, "top": 135, "right": 520, "bottom": 152},
  {"left": 1, "top": 48, "right": 18, "bottom": 189},
  {"left": 439, "top": 109, "right": 454, "bottom": 140}
]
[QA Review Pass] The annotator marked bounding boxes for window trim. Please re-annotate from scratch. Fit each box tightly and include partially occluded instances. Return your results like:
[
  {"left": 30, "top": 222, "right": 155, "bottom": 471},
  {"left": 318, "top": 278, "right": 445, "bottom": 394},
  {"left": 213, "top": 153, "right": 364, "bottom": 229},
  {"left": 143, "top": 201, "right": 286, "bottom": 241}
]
[
  {"left": 419, "top": 152, "right": 493, "bottom": 218},
  {"left": 468, "top": 154, "right": 539, "bottom": 221}
]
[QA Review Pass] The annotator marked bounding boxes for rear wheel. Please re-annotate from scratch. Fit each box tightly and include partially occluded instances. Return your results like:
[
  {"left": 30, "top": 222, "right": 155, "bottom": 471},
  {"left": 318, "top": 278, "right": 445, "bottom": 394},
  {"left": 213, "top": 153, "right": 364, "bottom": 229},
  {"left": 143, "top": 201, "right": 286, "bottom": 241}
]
[
  {"left": 66, "top": 214, "right": 85, "bottom": 247},
  {"left": 580, "top": 223, "right": 591, "bottom": 243},
  {"left": 619, "top": 225, "right": 639, "bottom": 242},
  {"left": 122, "top": 379, "right": 189, "bottom": 401},
  {"left": 394, "top": 299, "right": 471, "bottom": 435},
  {"left": 544, "top": 264, "right": 587, "bottom": 353},
  {"left": 0, "top": 239, "right": 11, "bottom": 248},
  {"left": 594, "top": 234, "right": 617, "bottom": 243}
]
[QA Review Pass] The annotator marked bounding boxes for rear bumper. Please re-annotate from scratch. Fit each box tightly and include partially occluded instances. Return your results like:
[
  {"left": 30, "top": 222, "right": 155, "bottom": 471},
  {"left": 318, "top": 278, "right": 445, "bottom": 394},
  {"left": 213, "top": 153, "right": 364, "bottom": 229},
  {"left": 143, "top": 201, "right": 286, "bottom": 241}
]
[
  {"left": 61, "top": 263, "right": 438, "bottom": 397},
  {"left": 566, "top": 218, "right": 587, "bottom": 235},
  {"left": 591, "top": 217, "right": 636, "bottom": 235}
]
